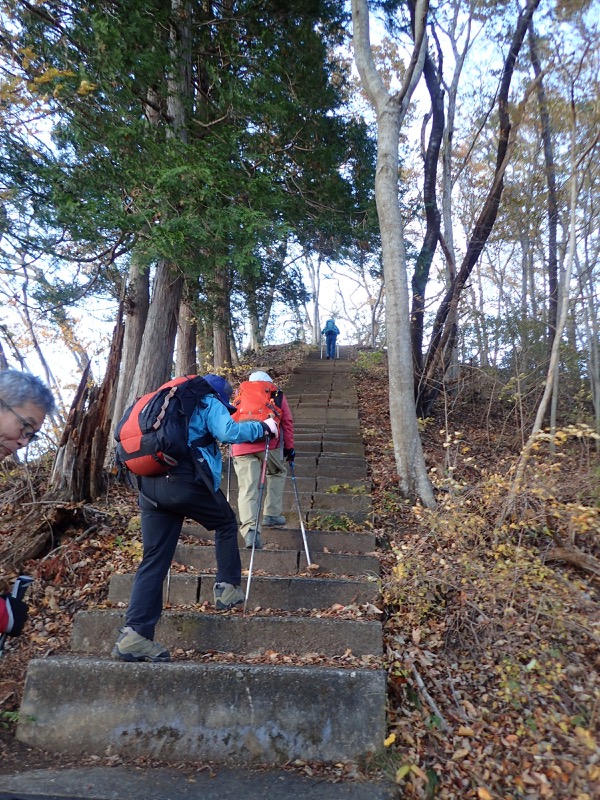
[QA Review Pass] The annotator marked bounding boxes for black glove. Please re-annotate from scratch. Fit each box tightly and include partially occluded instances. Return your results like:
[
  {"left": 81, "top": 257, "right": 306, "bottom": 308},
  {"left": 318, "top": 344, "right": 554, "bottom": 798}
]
[
  {"left": 284, "top": 448, "right": 295, "bottom": 463},
  {"left": 2, "top": 594, "right": 28, "bottom": 637}
]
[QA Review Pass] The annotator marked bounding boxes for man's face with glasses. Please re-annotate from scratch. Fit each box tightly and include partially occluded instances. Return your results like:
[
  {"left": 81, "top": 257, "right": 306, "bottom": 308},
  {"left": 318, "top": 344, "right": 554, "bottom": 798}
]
[{"left": 0, "top": 399, "right": 46, "bottom": 460}]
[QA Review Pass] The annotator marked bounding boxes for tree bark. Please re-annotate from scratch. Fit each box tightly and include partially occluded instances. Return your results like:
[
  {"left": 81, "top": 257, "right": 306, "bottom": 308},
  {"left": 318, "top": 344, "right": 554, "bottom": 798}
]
[
  {"left": 110, "top": 250, "right": 150, "bottom": 434},
  {"left": 212, "top": 266, "right": 231, "bottom": 369},
  {"left": 49, "top": 304, "right": 124, "bottom": 501},
  {"left": 352, "top": 0, "right": 436, "bottom": 508},
  {"left": 176, "top": 298, "right": 198, "bottom": 375},
  {"left": 126, "top": 260, "right": 183, "bottom": 404},
  {"left": 410, "top": 45, "right": 444, "bottom": 377}
]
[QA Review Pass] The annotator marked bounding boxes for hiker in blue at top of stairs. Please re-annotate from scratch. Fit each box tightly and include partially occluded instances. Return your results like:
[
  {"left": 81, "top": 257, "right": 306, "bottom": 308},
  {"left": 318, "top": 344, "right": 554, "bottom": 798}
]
[{"left": 321, "top": 319, "right": 339, "bottom": 359}]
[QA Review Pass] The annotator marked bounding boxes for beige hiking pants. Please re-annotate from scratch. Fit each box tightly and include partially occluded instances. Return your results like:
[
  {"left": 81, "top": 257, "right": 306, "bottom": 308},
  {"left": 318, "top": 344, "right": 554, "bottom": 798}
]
[{"left": 233, "top": 447, "right": 287, "bottom": 536}]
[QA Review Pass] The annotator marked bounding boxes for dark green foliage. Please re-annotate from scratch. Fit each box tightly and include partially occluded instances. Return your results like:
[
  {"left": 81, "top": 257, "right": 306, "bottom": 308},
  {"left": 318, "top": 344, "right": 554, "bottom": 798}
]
[{"left": 0, "top": 0, "right": 374, "bottom": 325}]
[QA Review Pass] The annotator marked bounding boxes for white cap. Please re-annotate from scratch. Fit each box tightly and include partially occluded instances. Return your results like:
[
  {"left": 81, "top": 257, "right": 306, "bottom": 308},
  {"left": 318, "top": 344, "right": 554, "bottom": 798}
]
[{"left": 249, "top": 370, "right": 273, "bottom": 382}]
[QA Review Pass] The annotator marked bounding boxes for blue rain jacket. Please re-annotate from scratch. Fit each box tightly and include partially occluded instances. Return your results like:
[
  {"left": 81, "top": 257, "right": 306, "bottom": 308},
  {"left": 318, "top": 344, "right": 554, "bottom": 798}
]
[{"left": 187, "top": 395, "right": 264, "bottom": 491}]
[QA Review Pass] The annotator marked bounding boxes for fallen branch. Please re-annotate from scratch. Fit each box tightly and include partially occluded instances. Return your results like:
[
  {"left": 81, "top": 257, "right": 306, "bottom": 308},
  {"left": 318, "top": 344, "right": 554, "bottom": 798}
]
[
  {"left": 410, "top": 662, "right": 450, "bottom": 732},
  {"left": 545, "top": 546, "right": 600, "bottom": 577}
]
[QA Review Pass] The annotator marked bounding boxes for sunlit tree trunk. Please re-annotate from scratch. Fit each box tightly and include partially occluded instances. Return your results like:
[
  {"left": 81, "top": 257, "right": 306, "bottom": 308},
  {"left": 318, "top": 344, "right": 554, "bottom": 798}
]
[
  {"left": 111, "top": 251, "right": 150, "bottom": 432},
  {"left": 304, "top": 252, "right": 322, "bottom": 346},
  {"left": 352, "top": 0, "right": 435, "bottom": 508}
]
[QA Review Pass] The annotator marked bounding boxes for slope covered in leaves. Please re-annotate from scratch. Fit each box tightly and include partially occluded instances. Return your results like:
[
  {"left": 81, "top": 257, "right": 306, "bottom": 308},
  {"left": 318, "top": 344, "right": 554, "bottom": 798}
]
[{"left": 355, "top": 349, "right": 600, "bottom": 800}]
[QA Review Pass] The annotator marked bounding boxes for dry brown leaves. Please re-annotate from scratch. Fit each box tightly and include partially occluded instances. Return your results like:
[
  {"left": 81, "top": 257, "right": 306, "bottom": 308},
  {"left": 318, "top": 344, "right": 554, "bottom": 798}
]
[{"left": 355, "top": 348, "right": 600, "bottom": 799}]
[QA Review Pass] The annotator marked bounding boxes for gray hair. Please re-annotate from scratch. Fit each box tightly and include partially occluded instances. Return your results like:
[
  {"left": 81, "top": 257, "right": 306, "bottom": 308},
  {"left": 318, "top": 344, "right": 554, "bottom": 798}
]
[{"left": 0, "top": 369, "right": 55, "bottom": 414}]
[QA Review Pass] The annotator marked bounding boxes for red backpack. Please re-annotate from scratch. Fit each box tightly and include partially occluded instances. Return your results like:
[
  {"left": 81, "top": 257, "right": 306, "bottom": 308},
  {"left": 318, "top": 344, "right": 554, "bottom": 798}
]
[
  {"left": 115, "top": 375, "right": 215, "bottom": 477},
  {"left": 231, "top": 380, "right": 282, "bottom": 429}
]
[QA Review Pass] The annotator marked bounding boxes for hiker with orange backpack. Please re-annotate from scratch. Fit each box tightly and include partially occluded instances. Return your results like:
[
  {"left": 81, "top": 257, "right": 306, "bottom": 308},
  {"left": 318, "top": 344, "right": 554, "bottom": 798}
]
[
  {"left": 112, "top": 373, "right": 277, "bottom": 663},
  {"left": 231, "top": 371, "right": 295, "bottom": 550}
]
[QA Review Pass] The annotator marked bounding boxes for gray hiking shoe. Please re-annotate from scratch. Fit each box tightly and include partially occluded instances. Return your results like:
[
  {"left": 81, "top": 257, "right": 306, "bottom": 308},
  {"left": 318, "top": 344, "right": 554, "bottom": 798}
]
[
  {"left": 243, "top": 529, "right": 263, "bottom": 549},
  {"left": 112, "top": 626, "right": 170, "bottom": 663},
  {"left": 213, "top": 582, "right": 245, "bottom": 610},
  {"left": 263, "top": 515, "right": 286, "bottom": 527}
]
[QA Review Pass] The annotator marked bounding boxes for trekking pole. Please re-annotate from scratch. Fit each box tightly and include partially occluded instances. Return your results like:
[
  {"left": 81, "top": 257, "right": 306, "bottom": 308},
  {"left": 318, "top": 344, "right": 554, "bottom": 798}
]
[
  {"left": 0, "top": 575, "right": 34, "bottom": 657},
  {"left": 166, "top": 567, "right": 171, "bottom": 604},
  {"left": 244, "top": 434, "right": 270, "bottom": 614},
  {"left": 320, "top": 336, "right": 323, "bottom": 359},
  {"left": 289, "top": 462, "right": 314, "bottom": 568},
  {"left": 226, "top": 444, "right": 232, "bottom": 503}
]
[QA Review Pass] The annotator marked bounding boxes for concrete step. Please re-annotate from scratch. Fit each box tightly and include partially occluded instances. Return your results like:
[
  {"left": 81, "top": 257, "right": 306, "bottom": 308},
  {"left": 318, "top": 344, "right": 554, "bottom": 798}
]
[
  {"left": 292, "top": 491, "right": 372, "bottom": 513},
  {"left": 108, "top": 573, "right": 379, "bottom": 611},
  {"left": 174, "top": 543, "right": 380, "bottom": 577},
  {"left": 182, "top": 524, "right": 377, "bottom": 553},
  {"left": 0, "top": 765, "right": 395, "bottom": 800},
  {"left": 71, "top": 609, "right": 384, "bottom": 657},
  {"left": 292, "top": 461, "right": 368, "bottom": 479},
  {"left": 17, "top": 658, "right": 387, "bottom": 765},
  {"left": 224, "top": 490, "right": 372, "bottom": 517},
  {"left": 316, "top": 476, "right": 372, "bottom": 491}
]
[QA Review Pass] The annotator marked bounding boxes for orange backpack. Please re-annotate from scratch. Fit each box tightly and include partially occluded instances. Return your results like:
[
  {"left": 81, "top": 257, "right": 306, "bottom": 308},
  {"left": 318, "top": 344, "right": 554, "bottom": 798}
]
[
  {"left": 231, "top": 381, "right": 282, "bottom": 429},
  {"left": 115, "top": 375, "right": 215, "bottom": 476}
]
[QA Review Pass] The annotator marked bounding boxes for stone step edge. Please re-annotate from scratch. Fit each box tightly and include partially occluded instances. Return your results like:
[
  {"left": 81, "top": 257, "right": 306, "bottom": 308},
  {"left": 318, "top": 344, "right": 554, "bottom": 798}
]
[
  {"left": 174, "top": 544, "right": 381, "bottom": 578},
  {"left": 107, "top": 573, "right": 380, "bottom": 613},
  {"left": 182, "top": 525, "right": 378, "bottom": 553},
  {"left": 17, "top": 658, "right": 387, "bottom": 766},
  {"left": 71, "top": 609, "right": 384, "bottom": 658}
]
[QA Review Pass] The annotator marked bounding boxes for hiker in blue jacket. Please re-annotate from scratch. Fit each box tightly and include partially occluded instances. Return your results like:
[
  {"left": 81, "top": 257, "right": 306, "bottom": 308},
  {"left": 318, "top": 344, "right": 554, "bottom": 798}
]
[
  {"left": 321, "top": 319, "right": 340, "bottom": 360},
  {"left": 113, "top": 374, "right": 277, "bottom": 663}
]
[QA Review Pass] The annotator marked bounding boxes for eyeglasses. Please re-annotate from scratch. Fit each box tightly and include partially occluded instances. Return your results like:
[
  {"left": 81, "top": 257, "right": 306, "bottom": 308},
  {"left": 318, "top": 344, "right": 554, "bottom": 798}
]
[{"left": 0, "top": 399, "right": 40, "bottom": 443}]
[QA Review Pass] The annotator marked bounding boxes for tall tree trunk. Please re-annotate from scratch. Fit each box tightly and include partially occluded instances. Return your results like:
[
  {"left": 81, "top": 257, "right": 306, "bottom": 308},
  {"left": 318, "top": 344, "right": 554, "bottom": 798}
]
[
  {"left": 212, "top": 267, "right": 231, "bottom": 369},
  {"left": 352, "top": 0, "right": 435, "bottom": 508},
  {"left": 529, "top": 21, "right": 558, "bottom": 354},
  {"left": 176, "top": 298, "right": 198, "bottom": 375},
  {"left": 417, "top": 0, "right": 542, "bottom": 416},
  {"left": 125, "top": 0, "right": 191, "bottom": 400},
  {"left": 127, "top": 261, "right": 183, "bottom": 403},
  {"left": 304, "top": 251, "right": 322, "bottom": 346},
  {"left": 410, "top": 45, "right": 444, "bottom": 377},
  {"left": 111, "top": 250, "right": 150, "bottom": 435}
]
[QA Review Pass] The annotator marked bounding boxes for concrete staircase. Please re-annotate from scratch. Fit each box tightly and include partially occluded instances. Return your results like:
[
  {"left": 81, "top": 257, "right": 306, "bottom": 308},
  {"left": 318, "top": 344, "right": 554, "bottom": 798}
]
[{"left": 16, "top": 348, "right": 388, "bottom": 773}]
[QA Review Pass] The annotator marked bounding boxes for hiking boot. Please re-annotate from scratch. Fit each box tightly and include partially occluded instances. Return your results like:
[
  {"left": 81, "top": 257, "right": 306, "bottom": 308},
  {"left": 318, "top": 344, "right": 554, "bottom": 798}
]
[
  {"left": 263, "top": 515, "right": 286, "bottom": 527},
  {"left": 213, "top": 582, "right": 245, "bottom": 610},
  {"left": 243, "top": 529, "right": 263, "bottom": 549},
  {"left": 112, "top": 626, "right": 170, "bottom": 663}
]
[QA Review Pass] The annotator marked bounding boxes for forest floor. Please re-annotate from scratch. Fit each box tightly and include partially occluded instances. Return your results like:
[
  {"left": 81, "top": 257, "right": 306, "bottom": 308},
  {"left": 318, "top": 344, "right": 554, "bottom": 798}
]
[{"left": 0, "top": 343, "right": 599, "bottom": 800}]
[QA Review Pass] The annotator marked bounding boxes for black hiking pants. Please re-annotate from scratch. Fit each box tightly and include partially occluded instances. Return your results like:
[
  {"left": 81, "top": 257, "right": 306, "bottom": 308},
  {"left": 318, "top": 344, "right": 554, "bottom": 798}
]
[{"left": 126, "top": 464, "right": 240, "bottom": 640}]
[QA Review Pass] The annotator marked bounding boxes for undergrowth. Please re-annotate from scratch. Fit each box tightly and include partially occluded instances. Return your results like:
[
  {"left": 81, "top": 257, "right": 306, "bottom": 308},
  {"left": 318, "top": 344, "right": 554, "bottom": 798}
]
[{"left": 355, "top": 352, "right": 600, "bottom": 799}]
